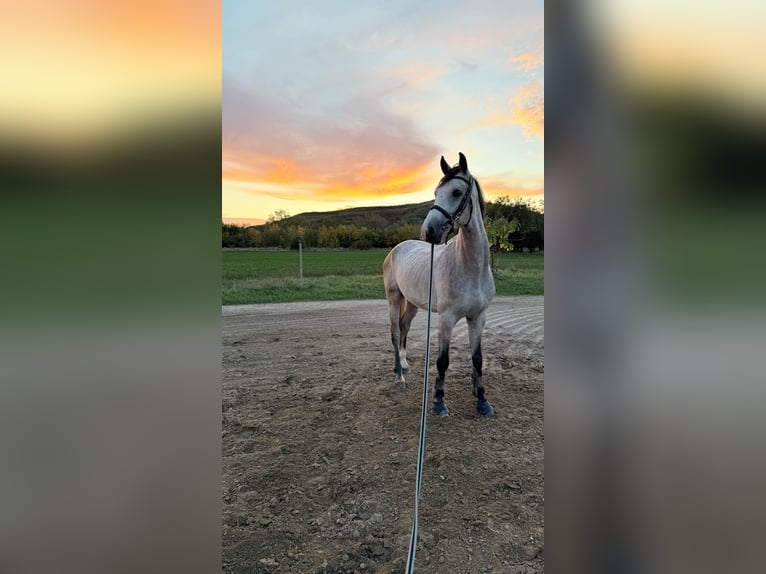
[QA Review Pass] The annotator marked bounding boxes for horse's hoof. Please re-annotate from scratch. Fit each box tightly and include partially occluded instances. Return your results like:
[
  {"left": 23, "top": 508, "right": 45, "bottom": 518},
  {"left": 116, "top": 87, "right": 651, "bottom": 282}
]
[
  {"left": 476, "top": 399, "right": 495, "bottom": 417},
  {"left": 432, "top": 401, "right": 449, "bottom": 417}
]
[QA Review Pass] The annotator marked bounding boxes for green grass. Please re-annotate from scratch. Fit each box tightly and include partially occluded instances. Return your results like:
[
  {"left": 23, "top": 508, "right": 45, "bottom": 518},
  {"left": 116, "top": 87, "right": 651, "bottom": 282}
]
[
  {"left": 491, "top": 252, "right": 545, "bottom": 296},
  {"left": 223, "top": 249, "right": 543, "bottom": 305}
]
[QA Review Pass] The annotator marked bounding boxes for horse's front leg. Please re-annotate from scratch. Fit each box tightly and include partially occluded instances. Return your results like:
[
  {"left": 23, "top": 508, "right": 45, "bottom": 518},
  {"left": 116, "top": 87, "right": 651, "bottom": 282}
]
[
  {"left": 432, "top": 313, "right": 457, "bottom": 417},
  {"left": 468, "top": 311, "right": 495, "bottom": 416}
]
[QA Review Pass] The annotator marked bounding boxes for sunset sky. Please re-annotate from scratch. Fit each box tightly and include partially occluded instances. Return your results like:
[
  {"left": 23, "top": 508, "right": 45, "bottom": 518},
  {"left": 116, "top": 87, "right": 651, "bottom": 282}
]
[
  {"left": 222, "top": 0, "right": 544, "bottom": 224},
  {"left": 1, "top": 1, "right": 219, "bottom": 147}
]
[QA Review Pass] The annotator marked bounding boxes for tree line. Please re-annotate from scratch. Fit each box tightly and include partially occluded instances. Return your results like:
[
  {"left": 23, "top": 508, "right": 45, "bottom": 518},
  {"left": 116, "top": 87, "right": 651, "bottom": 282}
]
[
  {"left": 222, "top": 222, "right": 421, "bottom": 250},
  {"left": 223, "top": 196, "right": 543, "bottom": 252}
]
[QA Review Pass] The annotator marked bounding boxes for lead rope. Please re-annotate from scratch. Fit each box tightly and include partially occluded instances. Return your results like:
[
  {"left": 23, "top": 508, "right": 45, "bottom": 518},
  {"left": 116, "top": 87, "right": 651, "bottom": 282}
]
[{"left": 405, "top": 242, "right": 435, "bottom": 574}]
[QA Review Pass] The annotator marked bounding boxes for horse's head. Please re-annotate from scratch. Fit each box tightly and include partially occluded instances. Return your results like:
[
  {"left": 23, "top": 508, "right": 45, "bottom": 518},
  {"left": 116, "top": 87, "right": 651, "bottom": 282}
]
[{"left": 421, "top": 152, "right": 479, "bottom": 244}]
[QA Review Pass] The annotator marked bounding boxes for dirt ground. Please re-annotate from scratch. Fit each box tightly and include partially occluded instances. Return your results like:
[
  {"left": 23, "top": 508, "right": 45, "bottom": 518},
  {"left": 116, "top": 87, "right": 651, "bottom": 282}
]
[{"left": 222, "top": 296, "right": 544, "bottom": 574}]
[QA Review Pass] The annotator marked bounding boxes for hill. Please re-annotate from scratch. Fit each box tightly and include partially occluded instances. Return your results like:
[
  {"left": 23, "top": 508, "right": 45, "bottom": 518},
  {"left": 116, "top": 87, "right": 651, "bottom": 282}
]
[{"left": 254, "top": 201, "right": 433, "bottom": 230}]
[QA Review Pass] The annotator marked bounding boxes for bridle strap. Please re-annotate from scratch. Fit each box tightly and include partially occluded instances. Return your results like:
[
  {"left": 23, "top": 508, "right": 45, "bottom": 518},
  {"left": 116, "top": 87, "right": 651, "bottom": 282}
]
[
  {"left": 429, "top": 203, "right": 454, "bottom": 221},
  {"left": 428, "top": 174, "right": 474, "bottom": 235}
]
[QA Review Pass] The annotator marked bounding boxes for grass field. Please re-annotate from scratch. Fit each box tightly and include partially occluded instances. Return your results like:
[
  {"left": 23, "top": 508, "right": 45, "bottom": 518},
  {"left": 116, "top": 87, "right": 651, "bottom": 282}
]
[{"left": 222, "top": 248, "right": 543, "bottom": 305}]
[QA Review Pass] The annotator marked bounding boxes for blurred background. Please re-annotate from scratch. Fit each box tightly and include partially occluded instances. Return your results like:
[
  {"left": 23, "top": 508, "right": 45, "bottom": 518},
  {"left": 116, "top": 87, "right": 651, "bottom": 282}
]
[
  {"left": 0, "top": 2, "right": 221, "bottom": 573},
  {"left": 2, "top": 1, "right": 765, "bottom": 573},
  {"left": 546, "top": 1, "right": 766, "bottom": 573}
]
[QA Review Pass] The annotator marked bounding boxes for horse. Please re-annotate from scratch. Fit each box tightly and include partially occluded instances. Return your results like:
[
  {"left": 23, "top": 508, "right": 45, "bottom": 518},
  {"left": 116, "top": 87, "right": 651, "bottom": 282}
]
[{"left": 383, "top": 152, "right": 496, "bottom": 417}]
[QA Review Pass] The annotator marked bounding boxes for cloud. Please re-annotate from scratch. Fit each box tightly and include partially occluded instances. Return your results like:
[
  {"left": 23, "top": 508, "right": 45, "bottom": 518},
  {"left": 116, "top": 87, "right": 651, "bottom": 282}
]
[
  {"left": 381, "top": 60, "right": 451, "bottom": 90},
  {"left": 470, "top": 81, "right": 544, "bottom": 140},
  {"left": 452, "top": 59, "right": 479, "bottom": 72},
  {"left": 509, "top": 82, "right": 544, "bottom": 139},
  {"left": 222, "top": 75, "right": 441, "bottom": 202},
  {"left": 510, "top": 51, "right": 544, "bottom": 72},
  {"left": 222, "top": 2, "right": 544, "bottom": 219},
  {"left": 480, "top": 169, "right": 545, "bottom": 200},
  {"left": 482, "top": 178, "right": 545, "bottom": 199}
]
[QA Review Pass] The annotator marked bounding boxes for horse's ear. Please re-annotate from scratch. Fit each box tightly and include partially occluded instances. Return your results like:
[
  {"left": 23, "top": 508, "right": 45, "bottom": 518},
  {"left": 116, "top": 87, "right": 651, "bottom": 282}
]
[
  {"left": 440, "top": 155, "right": 450, "bottom": 176},
  {"left": 458, "top": 152, "right": 468, "bottom": 173}
]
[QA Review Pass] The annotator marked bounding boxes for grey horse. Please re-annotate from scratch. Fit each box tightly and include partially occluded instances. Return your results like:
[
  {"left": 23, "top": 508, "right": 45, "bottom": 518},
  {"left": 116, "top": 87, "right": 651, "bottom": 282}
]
[{"left": 383, "top": 152, "right": 495, "bottom": 416}]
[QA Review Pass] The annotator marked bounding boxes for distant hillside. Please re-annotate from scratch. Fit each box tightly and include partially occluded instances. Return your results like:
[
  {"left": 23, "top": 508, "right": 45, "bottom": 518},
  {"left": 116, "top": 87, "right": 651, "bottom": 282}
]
[
  {"left": 255, "top": 201, "right": 433, "bottom": 230},
  {"left": 223, "top": 196, "right": 543, "bottom": 251}
]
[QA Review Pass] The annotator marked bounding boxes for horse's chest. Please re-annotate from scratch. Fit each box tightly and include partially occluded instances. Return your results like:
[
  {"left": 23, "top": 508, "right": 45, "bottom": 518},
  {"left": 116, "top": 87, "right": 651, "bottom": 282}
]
[{"left": 441, "top": 274, "right": 493, "bottom": 316}]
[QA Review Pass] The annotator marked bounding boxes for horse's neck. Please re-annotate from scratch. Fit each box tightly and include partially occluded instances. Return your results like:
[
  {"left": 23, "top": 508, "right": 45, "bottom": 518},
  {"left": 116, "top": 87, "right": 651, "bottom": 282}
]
[{"left": 455, "top": 191, "right": 490, "bottom": 271}]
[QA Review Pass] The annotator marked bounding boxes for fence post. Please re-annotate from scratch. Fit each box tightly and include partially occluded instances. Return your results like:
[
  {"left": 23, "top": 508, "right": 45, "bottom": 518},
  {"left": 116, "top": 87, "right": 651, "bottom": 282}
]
[{"left": 298, "top": 237, "right": 303, "bottom": 288}]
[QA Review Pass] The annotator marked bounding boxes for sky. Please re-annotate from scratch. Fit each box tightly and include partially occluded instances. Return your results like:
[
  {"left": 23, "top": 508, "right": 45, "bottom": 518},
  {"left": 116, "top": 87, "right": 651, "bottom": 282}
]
[
  {"left": 588, "top": 0, "right": 766, "bottom": 105},
  {"left": 222, "top": 0, "right": 544, "bottom": 224},
  {"left": 1, "top": 1, "right": 219, "bottom": 147}
]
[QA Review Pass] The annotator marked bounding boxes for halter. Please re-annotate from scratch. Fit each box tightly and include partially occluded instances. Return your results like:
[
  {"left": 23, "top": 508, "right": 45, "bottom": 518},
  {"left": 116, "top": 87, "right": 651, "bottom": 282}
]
[{"left": 428, "top": 173, "right": 474, "bottom": 236}]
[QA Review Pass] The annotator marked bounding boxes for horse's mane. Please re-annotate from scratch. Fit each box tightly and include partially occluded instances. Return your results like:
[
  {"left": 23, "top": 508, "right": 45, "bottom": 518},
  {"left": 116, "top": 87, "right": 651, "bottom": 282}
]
[
  {"left": 474, "top": 179, "right": 486, "bottom": 218},
  {"left": 439, "top": 166, "right": 486, "bottom": 218}
]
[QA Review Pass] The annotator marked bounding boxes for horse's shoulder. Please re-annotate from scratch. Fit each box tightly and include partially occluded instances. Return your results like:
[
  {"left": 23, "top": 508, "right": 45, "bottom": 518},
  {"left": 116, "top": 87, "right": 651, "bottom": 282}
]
[{"left": 393, "top": 239, "right": 428, "bottom": 256}]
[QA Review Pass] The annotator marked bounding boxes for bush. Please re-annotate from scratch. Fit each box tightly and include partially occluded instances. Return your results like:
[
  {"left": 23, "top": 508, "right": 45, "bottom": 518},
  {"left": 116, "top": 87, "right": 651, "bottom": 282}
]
[{"left": 351, "top": 239, "right": 372, "bottom": 250}]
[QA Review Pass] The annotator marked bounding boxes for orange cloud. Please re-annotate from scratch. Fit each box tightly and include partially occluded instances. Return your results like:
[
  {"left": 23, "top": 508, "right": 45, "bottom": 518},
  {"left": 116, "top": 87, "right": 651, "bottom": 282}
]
[
  {"left": 223, "top": 76, "right": 441, "bottom": 203},
  {"left": 510, "top": 52, "right": 544, "bottom": 72},
  {"left": 262, "top": 158, "right": 303, "bottom": 184},
  {"left": 468, "top": 82, "right": 544, "bottom": 139},
  {"left": 222, "top": 150, "right": 437, "bottom": 203},
  {"left": 509, "top": 82, "right": 544, "bottom": 139},
  {"left": 222, "top": 158, "right": 304, "bottom": 186}
]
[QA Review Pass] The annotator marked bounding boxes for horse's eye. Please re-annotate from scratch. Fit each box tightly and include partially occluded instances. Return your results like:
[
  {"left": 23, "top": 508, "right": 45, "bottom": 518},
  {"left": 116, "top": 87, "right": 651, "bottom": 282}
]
[{"left": 452, "top": 189, "right": 462, "bottom": 198}]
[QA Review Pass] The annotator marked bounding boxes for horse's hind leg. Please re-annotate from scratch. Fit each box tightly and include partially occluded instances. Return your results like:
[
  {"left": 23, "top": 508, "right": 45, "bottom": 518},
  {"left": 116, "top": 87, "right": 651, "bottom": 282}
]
[
  {"left": 387, "top": 292, "right": 407, "bottom": 387},
  {"left": 432, "top": 313, "right": 458, "bottom": 417},
  {"left": 398, "top": 301, "right": 419, "bottom": 373},
  {"left": 468, "top": 311, "right": 494, "bottom": 416}
]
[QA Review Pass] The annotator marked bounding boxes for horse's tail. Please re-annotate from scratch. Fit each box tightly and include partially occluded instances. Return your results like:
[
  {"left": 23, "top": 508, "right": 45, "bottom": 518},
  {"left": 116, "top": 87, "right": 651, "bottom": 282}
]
[{"left": 383, "top": 249, "right": 394, "bottom": 296}]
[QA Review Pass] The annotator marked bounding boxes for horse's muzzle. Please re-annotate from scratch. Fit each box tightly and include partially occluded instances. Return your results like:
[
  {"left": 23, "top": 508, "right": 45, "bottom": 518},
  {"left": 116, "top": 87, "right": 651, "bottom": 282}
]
[
  {"left": 421, "top": 215, "right": 448, "bottom": 244},
  {"left": 421, "top": 224, "right": 438, "bottom": 244}
]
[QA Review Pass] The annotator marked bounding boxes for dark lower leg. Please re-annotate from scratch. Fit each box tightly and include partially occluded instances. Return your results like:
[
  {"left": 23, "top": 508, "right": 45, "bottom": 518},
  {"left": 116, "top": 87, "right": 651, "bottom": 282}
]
[
  {"left": 434, "top": 378, "right": 444, "bottom": 401},
  {"left": 431, "top": 342, "right": 450, "bottom": 414},
  {"left": 434, "top": 348, "right": 449, "bottom": 402},
  {"left": 432, "top": 318, "right": 454, "bottom": 416},
  {"left": 472, "top": 345, "right": 483, "bottom": 398},
  {"left": 472, "top": 344, "right": 493, "bottom": 415},
  {"left": 399, "top": 320, "right": 408, "bottom": 362},
  {"left": 400, "top": 332, "right": 408, "bottom": 371}
]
